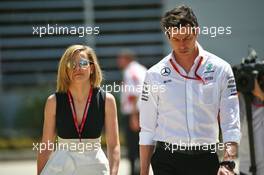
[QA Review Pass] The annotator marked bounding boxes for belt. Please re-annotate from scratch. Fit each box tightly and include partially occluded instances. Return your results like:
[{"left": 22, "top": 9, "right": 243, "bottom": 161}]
[{"left": 156, "top": 141, "right": 217, "bottom": 155}]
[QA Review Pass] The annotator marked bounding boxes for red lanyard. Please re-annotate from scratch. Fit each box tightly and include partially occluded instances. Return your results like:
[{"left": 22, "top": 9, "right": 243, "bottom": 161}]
[
  {"left": 252, "top": 102, "right": 264, "bottom": 108},
  {"left": 169, "top": 56, "right": 205, "bottom": 84},
  {"left": 67, "top": 87, "right": 93, "bottom": 142}
]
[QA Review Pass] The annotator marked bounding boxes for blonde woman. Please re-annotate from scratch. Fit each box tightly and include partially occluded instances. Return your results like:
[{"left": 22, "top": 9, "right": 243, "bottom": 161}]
[{"left": 37, "top": 45, "right": 120, "bottom": 175}]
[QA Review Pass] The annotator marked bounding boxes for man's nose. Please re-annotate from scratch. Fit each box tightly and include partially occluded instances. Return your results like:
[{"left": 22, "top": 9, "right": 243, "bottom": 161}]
[{"left": 179, "top": 41, "right": 186, "bottom": 49}]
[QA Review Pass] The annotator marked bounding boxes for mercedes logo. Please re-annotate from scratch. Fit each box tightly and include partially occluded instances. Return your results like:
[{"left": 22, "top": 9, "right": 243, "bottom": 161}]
[{"left": 161, "top": 67, "right": 171, "bottom": 76}]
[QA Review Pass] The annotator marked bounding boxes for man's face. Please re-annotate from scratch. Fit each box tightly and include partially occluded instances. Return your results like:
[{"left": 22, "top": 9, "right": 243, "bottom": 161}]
[
  {"left": 117, "top": 55, "right": 130, "bottom": 70},
  {"left": 252, "top": 75, "right": 264, "bottom": 99},
  {"left": 167, "top": 26, "right": 198, "bottom": 56},
  {"left": 258, "top": 74, "right": 264, "bottom": 92}
]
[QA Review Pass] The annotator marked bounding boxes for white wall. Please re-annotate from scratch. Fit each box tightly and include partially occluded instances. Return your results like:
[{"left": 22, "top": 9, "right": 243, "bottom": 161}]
[{"left": 162, "top": 0, "right": 264, "bottom": 65}]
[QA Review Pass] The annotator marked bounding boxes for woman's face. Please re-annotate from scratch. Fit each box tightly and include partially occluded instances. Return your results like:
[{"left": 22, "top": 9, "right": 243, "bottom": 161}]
[{"left": 67, "top": 51, "right": 94, "bottom": 84}]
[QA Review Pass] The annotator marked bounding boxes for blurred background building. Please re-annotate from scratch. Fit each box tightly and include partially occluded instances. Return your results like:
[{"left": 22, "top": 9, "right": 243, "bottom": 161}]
[{"left": 0, "top": 0, "right": 263, "bottom": 174}]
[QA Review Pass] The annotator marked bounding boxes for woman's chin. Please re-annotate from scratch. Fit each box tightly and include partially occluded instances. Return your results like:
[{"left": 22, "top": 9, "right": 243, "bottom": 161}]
[{"left": 72, "top": 77, "right": 89, "bottom": 83}]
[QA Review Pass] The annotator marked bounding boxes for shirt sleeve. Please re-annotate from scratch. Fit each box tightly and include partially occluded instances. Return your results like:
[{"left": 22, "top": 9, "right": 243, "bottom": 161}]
[
  {"left": 139, "top": 71, "right": 159, "bottom": 145},
  {"left": 124, "top": 69, "right": 146, "bottom": 98},
  {"left": 219, "top": 64, "right": 241, "bottom": 144}
]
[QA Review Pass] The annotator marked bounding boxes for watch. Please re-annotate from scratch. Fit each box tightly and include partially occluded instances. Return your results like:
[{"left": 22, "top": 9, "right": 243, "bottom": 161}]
[{"left": 219, "top": 160, "right": 236, "bottom": 171}]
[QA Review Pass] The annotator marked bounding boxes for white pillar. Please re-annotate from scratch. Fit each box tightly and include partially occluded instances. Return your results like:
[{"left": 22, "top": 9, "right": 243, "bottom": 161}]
[{"left": 83, "top": 0, "right": 95, "bottom": 47}]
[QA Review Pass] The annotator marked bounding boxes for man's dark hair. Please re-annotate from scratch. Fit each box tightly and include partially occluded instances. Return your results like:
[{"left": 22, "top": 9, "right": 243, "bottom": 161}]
[{"left": 161, "top": 5, "right": 198, "bottom": 30}]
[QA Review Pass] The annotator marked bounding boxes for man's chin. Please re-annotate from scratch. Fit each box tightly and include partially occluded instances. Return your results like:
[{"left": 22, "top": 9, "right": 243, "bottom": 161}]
[{"left": 178, "top": 51, "right": 191, "bottom": 55}]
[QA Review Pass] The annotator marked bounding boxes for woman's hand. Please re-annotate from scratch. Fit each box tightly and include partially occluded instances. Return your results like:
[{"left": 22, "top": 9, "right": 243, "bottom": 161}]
[{"left": 37, "top": 94, "right": 56, "bottom": 175}]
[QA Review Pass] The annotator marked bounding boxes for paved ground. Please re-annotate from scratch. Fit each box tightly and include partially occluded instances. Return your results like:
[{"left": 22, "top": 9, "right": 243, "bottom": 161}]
[{"left": 0, "top": 159, "right": 132, "bottom": 175}]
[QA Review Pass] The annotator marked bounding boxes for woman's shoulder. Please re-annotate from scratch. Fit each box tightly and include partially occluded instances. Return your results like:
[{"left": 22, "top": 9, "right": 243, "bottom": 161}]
[
  {"left": 46, "top": 93, "right": 56, "bottom": 105},
  {"left": 44, "top": 94, "right": 57, "bottom": 114},
  {"left": 46, "top": 92, "right": 67, "bottom": 107},
  {"left": 105, "top": 92, "right": 116, "bottom": 106}
]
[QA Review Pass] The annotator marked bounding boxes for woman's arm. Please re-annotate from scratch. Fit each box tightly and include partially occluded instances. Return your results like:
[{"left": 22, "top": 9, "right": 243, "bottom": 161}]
[
  {"left": 37, "top": 94, "right": 56, "bottom": 175},
  {"left": 105, "top": 93, "right": 120, "bottom": 175}
]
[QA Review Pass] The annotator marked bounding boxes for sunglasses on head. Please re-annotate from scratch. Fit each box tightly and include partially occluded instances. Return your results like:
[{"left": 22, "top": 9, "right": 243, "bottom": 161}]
[{"left": 67, "top": 58, "right": 93, "bottom": 70}]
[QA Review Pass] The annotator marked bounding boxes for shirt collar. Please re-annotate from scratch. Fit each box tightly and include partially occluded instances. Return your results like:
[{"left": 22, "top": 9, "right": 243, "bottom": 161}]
[
  {"left": 168, "top": 42, "right": 208, "bottom": 76},
  {"left": 195, "top": 42, "right": 208, "bottom": 64}
]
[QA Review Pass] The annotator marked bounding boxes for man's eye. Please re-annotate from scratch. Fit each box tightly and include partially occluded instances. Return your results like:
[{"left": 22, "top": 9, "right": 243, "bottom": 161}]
[
  {"left": 172, "top": 38, "right": 180, "bottom": 41},
  {"left": 185, "top": 35, "right": 192, "bottom": 40}
]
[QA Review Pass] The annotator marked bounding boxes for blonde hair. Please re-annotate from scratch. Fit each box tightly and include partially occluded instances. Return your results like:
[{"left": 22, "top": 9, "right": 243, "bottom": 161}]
[{"left": 56, "top": 45, "right": 103, "bottom": 92}]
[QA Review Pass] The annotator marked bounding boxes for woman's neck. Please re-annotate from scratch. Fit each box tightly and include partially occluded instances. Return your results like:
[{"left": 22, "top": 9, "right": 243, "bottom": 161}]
[{"left": 68, "top": 82, "right": 91, "bottom": 102}]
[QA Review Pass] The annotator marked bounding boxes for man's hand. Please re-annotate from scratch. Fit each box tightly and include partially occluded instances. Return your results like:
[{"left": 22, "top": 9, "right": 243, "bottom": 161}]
[{"left": 218, "top": 142, "right": 238, "bottom": 175}]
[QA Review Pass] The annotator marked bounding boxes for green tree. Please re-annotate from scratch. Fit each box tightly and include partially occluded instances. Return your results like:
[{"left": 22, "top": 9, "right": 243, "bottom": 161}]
[{"left": 14, "top": 94, "right": 47, "bottom": 138}]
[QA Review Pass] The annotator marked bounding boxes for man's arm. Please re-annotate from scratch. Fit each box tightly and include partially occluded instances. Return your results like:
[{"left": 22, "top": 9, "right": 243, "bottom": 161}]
[
  {"left": 218, "top": 142, "right": 238, "bottom": 175},
  {"left": 140, "top": 145, "right": 155, "bottom": 175},
  {"left": 223, "top": 142, "right": 238, "bottom": 161},
  {"left": 219, "top": 64, "right": 240, "bottom": 150},
  {"left": 138, "top": 71, "right": 159, "bottom": 175},
  {"left": 218, "top": 64, "right": 240, "bottom": 174},
  {"left": 129, "top": 95, "right": 140, "bottom": 131}
]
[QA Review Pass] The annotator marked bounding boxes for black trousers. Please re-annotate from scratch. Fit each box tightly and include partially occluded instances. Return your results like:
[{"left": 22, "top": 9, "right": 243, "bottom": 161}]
[
  {"left": 124, "top": 114, "right": 139, "bottom": 175},
  {"left": 151, "top": 144, "right": 220, "bottom": 175}
]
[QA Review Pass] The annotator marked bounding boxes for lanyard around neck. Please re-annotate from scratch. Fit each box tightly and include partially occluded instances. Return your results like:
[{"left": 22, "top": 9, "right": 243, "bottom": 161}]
[
  {"left": 67, "top": 87, "right": 93, "bottom": 142},
  {"left": 252, "top": 99, "right": 264, "bottom": 108},
  {"left": 169, "top": 56, "right": 205, "bottom": 84}
]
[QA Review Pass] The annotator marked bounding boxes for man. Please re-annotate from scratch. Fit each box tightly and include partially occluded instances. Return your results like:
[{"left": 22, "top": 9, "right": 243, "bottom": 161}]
[
  {"left": 139, "top": 5, "right": 240, "bottom": 175},
  {"left": 239, "top": 74, "right": 264, "bottom": 175},
  {"left": 117, "top": 50, "right": 147, "bottom": 175}
]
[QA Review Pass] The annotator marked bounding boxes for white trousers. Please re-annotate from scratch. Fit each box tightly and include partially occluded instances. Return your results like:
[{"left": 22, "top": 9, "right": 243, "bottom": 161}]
[{"left": 40, "top": 137, "right": 109, "bottom": 175}]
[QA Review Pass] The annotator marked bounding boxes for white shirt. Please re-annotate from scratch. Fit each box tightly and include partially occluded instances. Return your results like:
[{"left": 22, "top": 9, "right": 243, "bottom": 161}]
[
  {"left": 239, "top": 94, "right": 264, "bottom": 175},
  {"left": 121, "top": 61, "right": 147, "bottom": 114},
  {"left": 139, "top": 43, "right": 240, "bottom": 146}
]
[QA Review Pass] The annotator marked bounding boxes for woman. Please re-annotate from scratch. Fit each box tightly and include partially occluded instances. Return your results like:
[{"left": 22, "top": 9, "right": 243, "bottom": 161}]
[{"left": 37, "top": 45, "right": 120, "bottom": 175}]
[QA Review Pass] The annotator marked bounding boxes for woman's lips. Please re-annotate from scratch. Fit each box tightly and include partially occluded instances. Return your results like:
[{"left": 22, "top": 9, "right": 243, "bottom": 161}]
[{"left": 74, "top": 73, "right": 83, "bottom": 77}]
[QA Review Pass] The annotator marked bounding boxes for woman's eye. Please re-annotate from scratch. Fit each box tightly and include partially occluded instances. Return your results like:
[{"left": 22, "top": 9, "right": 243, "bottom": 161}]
[{"left": 80, "top": 59, "right": 89, "bottom": 66}]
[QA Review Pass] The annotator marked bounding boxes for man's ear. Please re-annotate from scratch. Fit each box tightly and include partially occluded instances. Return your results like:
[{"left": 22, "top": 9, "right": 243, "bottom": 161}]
[
  {"left": 164, "top": 27, "right": 171, "bottom": 39},
  {"left": 193, "top": 27, "right": 199, "bottom": 38},
  {"left": 167, "top": 32, "right": 171, "bottom": 39}
]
